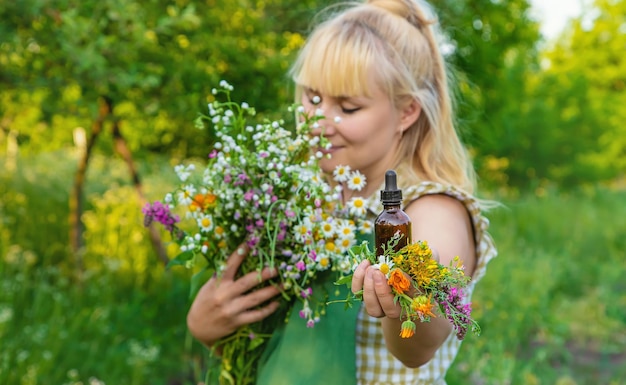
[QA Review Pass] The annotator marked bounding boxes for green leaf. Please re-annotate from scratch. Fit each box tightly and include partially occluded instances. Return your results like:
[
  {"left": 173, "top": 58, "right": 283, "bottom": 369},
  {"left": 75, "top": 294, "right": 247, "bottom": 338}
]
[
  {"left": 248, "top": 336, "right": 265, "bottom": 351},
  {"left": 334, "top": 274, "right": 353, "bottom": 287},
  {"left": 220, "top": 369, "right": 235, "bottom": 385},
  {"left": 166, "top": 250, "right": 194, "bottom": 268}
]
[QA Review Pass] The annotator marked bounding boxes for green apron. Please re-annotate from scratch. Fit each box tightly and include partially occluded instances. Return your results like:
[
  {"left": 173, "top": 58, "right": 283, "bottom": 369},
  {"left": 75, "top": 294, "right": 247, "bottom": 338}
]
[{"left": 256, "top": 232, "right": 373, "bottom": 384}]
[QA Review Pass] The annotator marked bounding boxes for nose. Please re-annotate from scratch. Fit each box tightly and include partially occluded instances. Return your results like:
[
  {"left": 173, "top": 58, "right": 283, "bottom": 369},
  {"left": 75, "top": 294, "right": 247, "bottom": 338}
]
[{"left": 309, "top": 104, "right": 337, "bottom": 137}]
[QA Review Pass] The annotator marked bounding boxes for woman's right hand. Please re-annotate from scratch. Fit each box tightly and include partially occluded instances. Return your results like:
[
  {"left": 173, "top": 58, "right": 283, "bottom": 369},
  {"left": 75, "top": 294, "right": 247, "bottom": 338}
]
[{"left": 186, "top": 244, "right": 282, "bottom": 347}]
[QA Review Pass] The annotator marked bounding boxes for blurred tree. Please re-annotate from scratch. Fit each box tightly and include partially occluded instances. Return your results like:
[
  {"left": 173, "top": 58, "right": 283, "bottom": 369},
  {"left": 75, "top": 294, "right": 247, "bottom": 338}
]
[
  {"left": 0, "top": 0, "right": 327, "bottom": 269},
  {"left": 537, "top": 0, "right": 626, "bottom": 186},
  {"left": 431, "top": 0, "right": 542, "bottom": 189},
  {"left": 3, "top": 0, "right": 622, "bottom": 200}
]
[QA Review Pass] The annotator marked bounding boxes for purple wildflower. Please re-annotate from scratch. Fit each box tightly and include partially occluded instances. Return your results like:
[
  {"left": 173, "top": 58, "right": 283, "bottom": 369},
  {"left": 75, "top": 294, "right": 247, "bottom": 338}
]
[
  {"left": 142, "top": 202, "right": 179, "bottom": 232},
  {"left": 301, "top": 287, "right": 313, "bottom": 298},
  {"left": 234, "top": 172, "right": 250, "bottom": 186},
  {"left": 243, "top": 190, "right": 254, "bottom": 201}
]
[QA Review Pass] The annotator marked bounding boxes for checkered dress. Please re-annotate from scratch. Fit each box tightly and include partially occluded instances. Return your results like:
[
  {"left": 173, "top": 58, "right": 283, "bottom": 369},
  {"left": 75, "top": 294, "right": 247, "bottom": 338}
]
[{"left": 356, "top": 181, "right": 498, "bottom": 385}]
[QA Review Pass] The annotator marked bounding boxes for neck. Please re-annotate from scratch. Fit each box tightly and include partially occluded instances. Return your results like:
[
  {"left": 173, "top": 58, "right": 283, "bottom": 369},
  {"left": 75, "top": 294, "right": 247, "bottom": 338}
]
[{"left": 341, "top": 173, "right": 385, "bottom": 204}]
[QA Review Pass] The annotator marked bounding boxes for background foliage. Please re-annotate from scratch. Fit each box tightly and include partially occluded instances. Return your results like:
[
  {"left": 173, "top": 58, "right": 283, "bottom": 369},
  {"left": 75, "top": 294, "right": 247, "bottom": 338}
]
[{"left": 1, "top": 0, "right": 625, "bottom": 384}]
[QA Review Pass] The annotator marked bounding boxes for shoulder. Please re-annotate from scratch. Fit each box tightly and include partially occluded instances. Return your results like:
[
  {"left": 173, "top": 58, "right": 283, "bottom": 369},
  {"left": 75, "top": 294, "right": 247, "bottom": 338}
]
[
  {"left": 404, "top": 193, "right": 473, "bottom": 241},
  {"left": 404, "top": 193, "right": 469, "bottom": 219},
  {"left": 402, "top": 187, "right": 477, "bottom": 274}
]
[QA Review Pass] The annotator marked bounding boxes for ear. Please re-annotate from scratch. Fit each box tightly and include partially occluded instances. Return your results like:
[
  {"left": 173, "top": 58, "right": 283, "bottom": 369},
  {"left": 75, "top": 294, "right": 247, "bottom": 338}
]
[{"left": 398, "top": 99, "right": 421, "bottom": 133}]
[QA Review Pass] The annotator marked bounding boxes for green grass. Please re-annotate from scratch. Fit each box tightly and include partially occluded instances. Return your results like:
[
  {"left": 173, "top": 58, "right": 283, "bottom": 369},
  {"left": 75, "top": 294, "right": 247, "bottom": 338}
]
[{"left": 1, "top": 151, "right": 625, "bottom": 384}]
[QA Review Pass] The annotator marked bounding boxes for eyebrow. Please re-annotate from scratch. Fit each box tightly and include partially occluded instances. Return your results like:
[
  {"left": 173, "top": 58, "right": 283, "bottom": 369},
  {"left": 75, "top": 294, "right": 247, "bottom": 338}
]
[{"left": 303, "top": 87, "right": 357, "bottom": 102}]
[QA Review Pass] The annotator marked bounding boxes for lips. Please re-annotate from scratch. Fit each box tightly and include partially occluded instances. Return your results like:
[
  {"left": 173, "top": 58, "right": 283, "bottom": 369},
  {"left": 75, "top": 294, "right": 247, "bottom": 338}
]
[{"left": 319, "top": 146, "right": 343, "bottom": 155}]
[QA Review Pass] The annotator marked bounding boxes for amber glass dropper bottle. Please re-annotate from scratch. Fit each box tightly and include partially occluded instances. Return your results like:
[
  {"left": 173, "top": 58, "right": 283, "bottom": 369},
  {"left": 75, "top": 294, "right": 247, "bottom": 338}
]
[{"left": 374, "top": 170, "right": 412, "bottom": 257}]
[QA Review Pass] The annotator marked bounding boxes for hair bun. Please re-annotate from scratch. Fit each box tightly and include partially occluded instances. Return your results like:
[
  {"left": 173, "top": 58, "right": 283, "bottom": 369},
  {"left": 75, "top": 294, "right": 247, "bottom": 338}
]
[{"left": 367, "top": 0, "right": 434, "bottom": 30}]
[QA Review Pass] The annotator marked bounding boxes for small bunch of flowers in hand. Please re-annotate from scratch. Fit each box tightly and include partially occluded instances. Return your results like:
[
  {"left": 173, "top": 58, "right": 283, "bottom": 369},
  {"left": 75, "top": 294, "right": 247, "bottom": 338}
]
[
  {"left": 143, "top": 80, "right": 373, "bottom": 385},
  {"left": 337, "top": 233, "right": 480, "bottom": 340}
]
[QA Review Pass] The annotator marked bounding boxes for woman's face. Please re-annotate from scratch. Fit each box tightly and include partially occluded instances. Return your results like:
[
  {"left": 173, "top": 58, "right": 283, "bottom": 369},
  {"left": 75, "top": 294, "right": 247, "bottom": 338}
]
[{"left": 301, "top": 82, "right": 414, "bottom": 197}]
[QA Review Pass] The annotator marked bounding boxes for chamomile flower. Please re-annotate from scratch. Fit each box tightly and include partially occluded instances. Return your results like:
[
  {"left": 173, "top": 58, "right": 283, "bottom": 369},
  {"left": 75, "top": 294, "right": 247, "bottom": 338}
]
[
  {"left": 333, "top": 165, "right": 351, "bottom": 182},
  {"left": 293, "top": 223, "right": 312, "bottom": 243},
  {"left": 347, "top": 171, "right": 366, "bottom": 191},
  {"left": 316, "top": 255, "right": 331, "bottom": 270},
  {"left": 347, "top": 196, "right": 367, "bottom": 217},
  {"left": 372, "top": 255, "right": 395, "bottom": 277},
  {"left": 197, "top": 214, "right": 214, "bottom": 232},
  {"left": 320, "top": 220, "right": 336, "bottom": 238},
  {"left": 359, "top": 220, "right": 374, "bottom": 234},
  {"left": 178, "top": 185, "right": 196, "bottom": 206},
  {"left": 337, "top": 220, "right": 356, "bottom": 240},
  {"left": 336, "top": 237, "right": 354, "bottom": 253}
]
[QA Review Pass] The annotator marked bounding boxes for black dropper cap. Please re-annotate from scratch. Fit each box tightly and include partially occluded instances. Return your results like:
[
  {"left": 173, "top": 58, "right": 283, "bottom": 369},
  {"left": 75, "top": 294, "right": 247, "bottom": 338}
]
[{"left": 380, "top": 170, "right": 402, "bottom": 205}]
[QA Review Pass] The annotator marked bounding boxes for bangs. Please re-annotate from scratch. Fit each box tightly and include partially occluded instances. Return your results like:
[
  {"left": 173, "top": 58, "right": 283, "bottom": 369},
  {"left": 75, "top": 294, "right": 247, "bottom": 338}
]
[{"left": 291, "top": 18, "right": 388, "bottom": 98}]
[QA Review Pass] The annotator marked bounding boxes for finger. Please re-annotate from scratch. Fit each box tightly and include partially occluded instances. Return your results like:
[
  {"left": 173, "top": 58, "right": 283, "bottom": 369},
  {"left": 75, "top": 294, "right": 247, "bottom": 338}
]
[
  {"left": 234, "top": 266, "right": 278, "bottom": 294},
  {"left": 351, "top": 260, "right": 370, "bottom": 294},
  {"left": 362, "top": 268, "right": 385, "bottom": 318},
  {"left": 222, "top": 243, "right": 248, "bottom": 280},
  {"left": 236, "top": 301, "right": 281, "bottom": 326},
  {"left": 235, "top": 284, "right": 282, "bottom": 312},
  {"left": 373, "top": 271, "right": 401, "bottom": 318}
]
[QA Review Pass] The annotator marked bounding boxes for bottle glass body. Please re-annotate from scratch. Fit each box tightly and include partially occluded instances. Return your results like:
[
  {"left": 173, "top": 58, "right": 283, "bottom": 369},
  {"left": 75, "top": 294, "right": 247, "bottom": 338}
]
[{"left": 374, "top": 204, "right": 412, "bottom": 257}]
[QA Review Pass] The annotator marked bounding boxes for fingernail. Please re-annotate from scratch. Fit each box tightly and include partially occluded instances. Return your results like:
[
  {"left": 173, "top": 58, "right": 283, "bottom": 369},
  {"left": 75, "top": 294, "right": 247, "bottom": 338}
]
[{"left": 237, "top": 247, "right": 245, "bottom": 255}]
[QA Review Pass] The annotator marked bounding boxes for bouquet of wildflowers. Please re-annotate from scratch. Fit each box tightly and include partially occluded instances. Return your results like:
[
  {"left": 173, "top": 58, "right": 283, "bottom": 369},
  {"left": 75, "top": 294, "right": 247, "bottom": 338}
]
[
  {"left": 337, "top": 233, "right": 480, "bottom": 340},
  {"left": 143, "top": 81, "right": 373, "bottom": 384}
]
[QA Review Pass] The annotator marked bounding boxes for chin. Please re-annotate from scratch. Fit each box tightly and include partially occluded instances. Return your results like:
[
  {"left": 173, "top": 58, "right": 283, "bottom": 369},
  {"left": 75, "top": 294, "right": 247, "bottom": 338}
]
[{"left": 318, "top": 157, "right": 340, "bottom": 174}]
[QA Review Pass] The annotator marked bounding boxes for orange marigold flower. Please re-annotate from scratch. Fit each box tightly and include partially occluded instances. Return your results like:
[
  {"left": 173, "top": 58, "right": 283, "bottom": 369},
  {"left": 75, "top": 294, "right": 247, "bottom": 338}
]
[
  {"left": 400, "top": 320, "right": 416, "bottom": 338},
  {"left": 190, "top": 193, "right": 218, "bottom": 211},
  {"left": 388, "top": 269, "right": 411, "bottom": 294},
  {"left": 411, "top": 295, "right": 437, "bottom": 319}
]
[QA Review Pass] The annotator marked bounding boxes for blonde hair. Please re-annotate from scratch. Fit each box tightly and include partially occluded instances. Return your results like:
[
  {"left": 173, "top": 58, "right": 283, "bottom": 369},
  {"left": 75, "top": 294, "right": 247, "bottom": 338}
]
[{"left": 290, "top": 0, "right": 477, "bottom": 194}]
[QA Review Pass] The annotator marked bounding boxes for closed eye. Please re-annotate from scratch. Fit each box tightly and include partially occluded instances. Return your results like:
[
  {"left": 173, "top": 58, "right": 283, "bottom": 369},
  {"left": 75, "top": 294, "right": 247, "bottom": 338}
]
[{"left": 341, "top": 107, "right": 361, "bottom": 114}]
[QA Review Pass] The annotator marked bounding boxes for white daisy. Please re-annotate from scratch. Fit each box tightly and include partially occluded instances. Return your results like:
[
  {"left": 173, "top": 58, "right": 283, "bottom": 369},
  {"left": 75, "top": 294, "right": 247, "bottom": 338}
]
[
  {"left": 359, "top": 220, "right": 374, "bottom": 234},
  {"left": 372, "top": 255, "right": 395, "bottom": 278},
  {"left": 320, "top": 220, "right": 336, "bottom": 238},
  {"left": 336, "top": 237, "right": 354, "bottom": 253},
  {"left": 347, "top": 171, "right": 366, "bottom": 191},
  {"left": 197, "top": 214, "right": 214, "bottom": 232},
  {"left": 337, "top": 220, "right": 356, "bottom": 240},
  {"left": 178, "top": 184, "right": 196, "bottom": 206},
  {"left": 293, "top": 222, "right": 311, "bottom": 243},
  {"left": 333, "top": 165, "right": 351, "bottom": 182},
  {"left": 347, "top": 197, "right": 367, "bottom": 217},
  {"left": 316, "top": 255, "right": 331, "bottom": 271}
]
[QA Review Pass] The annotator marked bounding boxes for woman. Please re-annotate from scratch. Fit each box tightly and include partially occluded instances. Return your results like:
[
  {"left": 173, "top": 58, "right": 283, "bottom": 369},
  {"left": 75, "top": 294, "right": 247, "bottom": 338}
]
[{"left": 187, "top": 0, "right": 497, "bottom": 383}]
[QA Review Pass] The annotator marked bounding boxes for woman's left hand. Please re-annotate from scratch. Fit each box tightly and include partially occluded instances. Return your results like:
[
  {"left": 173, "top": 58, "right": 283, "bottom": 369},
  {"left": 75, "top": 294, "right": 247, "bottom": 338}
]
[
  {"left": 351, "top": 248, "right": 440, "bottom": 319},
  {"left": 351, "top": 260, "right": 401, "bottom": 318}
]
